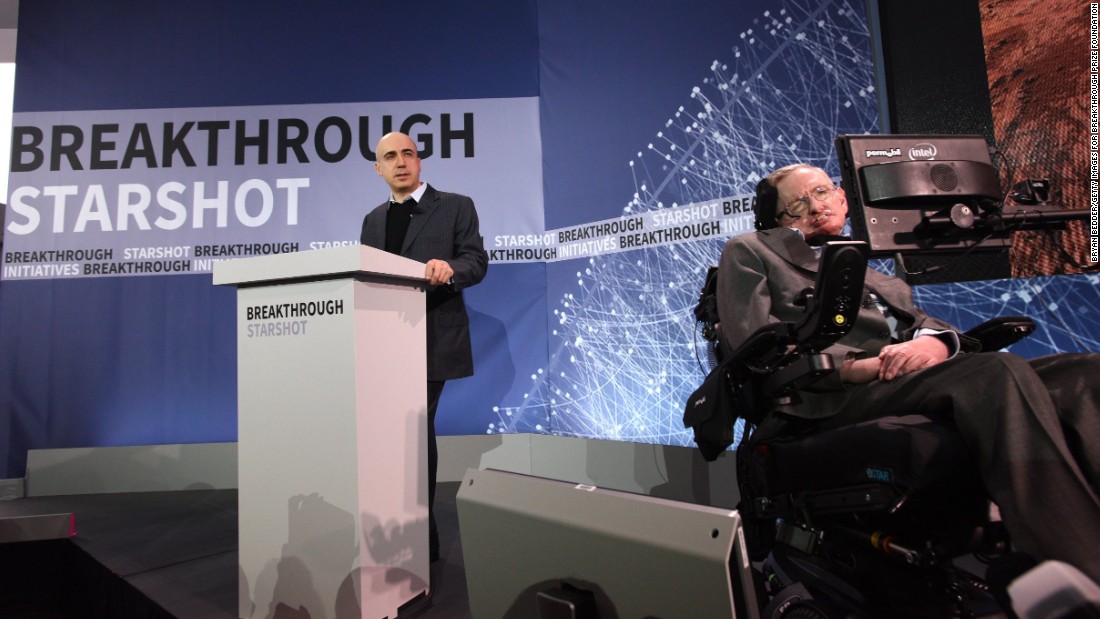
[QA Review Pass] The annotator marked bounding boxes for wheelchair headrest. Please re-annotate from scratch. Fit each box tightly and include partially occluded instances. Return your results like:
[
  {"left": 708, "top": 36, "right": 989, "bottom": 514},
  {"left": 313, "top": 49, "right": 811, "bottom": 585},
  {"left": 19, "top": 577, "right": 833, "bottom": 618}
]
[{"left": 754, "top": 177, "right": 780, "bottom": 231}]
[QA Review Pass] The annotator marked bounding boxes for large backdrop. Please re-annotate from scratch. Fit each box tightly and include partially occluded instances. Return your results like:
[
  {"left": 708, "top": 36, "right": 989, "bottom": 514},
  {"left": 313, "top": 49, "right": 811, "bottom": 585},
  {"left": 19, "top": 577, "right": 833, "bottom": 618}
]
[{"left": 1, "top": 0, "right": 1097, "bottom": 478}]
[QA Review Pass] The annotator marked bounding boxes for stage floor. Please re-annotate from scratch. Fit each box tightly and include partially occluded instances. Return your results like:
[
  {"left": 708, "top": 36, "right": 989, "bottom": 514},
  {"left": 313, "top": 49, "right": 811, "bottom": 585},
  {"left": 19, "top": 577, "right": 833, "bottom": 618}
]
[{"left": 0, "top": 482, "right": 471, "bottom": 618}]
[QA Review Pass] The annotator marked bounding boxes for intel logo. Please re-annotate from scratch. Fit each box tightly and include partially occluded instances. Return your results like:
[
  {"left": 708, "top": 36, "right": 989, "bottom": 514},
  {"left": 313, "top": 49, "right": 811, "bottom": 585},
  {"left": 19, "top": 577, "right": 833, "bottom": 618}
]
[{"left": 909, "top": 143, "right": 938, "bottom": 160}]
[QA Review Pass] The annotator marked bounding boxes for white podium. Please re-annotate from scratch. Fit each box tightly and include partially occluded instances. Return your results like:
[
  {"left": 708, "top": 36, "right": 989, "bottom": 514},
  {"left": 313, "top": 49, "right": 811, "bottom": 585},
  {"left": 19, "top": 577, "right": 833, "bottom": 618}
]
[{"left": 214, "top": 245, "right": 429, "bottom": 619}]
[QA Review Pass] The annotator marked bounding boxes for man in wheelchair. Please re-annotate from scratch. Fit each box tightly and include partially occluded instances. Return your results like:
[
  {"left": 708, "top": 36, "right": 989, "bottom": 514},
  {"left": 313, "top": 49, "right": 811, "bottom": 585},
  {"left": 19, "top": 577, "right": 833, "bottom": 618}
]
[{"left": 698, "top": 163, "right": 1100, "bottom": 616}]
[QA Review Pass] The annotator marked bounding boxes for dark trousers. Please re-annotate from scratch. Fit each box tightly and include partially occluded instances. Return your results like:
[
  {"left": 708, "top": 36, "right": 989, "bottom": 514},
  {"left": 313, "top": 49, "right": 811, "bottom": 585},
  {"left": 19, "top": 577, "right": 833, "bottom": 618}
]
[
  {"left": 819, "top": 352, "right": 1100, "bottom": 583},
  {"left": 427, "top": 380, "right": 445, "bottom": 559}
]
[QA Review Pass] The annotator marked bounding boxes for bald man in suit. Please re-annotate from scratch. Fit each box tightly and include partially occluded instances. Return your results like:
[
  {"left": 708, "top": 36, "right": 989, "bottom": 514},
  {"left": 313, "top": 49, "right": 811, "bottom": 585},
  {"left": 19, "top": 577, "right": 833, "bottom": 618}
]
[
  {"left": 360, "top": 132, "right": 488, "bottom": 562},
  {"left": 716, "top": 163, "right": 1100, "bottom": 584}
]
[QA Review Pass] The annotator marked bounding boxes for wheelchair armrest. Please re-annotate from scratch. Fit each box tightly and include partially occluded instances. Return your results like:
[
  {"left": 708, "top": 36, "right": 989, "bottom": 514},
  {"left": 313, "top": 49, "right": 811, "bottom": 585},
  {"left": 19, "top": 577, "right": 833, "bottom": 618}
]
[
  {"left": 964, "top": 315, "right": 1036, "bottom": 352},
  {"left": 716, "top": 325, "right": 840, "bottom": 405},
  {"left": 724, "top": 322, "right": 795, "bottom": 368},
  {"left": 762, "top": 352, "right": 837, "bottom": 397}
]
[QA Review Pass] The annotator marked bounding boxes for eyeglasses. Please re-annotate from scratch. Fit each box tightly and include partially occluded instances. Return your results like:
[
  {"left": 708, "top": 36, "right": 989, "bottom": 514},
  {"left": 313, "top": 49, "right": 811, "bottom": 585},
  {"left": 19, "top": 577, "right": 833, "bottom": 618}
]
[{"left": 779, "top": 185, "right": 838, "bottom": 219}]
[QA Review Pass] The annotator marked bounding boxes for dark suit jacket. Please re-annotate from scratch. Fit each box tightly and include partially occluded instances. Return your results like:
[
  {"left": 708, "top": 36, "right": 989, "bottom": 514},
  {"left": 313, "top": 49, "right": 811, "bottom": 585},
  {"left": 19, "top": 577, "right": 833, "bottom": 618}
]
[
  {"left": 715, "top": 227, "right": 977, "bottom": 420},
  {"left": 360, "top": 184, "right": 488, "bottom": 382}
]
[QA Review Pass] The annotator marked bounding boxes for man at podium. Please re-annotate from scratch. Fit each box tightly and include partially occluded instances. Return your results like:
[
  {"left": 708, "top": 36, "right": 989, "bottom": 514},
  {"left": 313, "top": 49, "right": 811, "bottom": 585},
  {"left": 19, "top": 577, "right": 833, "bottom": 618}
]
[{"left": 359, "top": 131, "right": 489, "bottom": 562}]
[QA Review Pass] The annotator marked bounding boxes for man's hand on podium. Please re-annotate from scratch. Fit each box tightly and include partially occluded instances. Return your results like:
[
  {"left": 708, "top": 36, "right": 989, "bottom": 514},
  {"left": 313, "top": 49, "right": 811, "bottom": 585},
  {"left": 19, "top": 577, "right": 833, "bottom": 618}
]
[{"left": 424, "top": 259, "right": 454, "bottom": 287}]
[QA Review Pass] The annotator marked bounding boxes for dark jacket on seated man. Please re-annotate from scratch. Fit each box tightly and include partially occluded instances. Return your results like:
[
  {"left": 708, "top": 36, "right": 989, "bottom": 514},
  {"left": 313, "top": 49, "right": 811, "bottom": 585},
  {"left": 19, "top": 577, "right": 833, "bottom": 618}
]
[{"left": 716, "top": 163, "right": 1100, "bottom": 585}]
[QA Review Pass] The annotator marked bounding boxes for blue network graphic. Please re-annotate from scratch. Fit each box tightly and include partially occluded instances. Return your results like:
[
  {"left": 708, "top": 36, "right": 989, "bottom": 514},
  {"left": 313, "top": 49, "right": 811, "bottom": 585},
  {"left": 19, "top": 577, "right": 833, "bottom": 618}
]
[
  {"left": 914, "top": 274, "right": 1100, "bottom": 357},
  {"left": 487, "top": 0, "right": 1100, "bottom": 445},
  {"left": 488, "top": 0, "right": 879, "bottom": 442}
]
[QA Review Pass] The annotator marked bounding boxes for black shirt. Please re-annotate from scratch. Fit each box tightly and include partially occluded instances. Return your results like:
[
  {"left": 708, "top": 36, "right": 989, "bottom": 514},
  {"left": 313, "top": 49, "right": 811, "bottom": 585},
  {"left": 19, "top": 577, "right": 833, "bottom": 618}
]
[{"left": 384, "top": 198, "right": 417, "bottom": 254}]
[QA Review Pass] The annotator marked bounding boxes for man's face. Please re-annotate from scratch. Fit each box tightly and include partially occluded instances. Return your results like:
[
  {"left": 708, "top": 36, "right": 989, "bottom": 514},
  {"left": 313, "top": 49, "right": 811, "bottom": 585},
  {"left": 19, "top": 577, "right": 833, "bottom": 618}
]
[
  {"left": 374, "top": 133, "right": 422, "bottom": 198},
  {"left": 774, "top": 166, "right": 848, "bottom": 240}
]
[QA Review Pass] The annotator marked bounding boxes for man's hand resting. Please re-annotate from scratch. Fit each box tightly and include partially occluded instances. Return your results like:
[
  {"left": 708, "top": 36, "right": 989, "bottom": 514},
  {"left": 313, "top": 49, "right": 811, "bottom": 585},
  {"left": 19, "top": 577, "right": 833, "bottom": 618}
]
[{"left": 840, "top": 335, "right": 949, "bottom": 384}]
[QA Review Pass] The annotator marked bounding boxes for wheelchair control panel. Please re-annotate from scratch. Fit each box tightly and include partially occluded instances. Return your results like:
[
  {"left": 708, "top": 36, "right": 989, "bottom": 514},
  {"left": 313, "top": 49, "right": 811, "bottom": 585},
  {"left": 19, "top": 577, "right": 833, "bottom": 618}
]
[{"left": 793, "top": 241, "right": 869, "bottom": 353}]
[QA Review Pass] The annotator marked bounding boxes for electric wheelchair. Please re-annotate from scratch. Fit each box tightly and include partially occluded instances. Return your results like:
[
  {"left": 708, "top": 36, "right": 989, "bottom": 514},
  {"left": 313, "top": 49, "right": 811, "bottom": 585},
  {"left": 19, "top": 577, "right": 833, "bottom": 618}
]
[{"left": 684, "top": 241, "right": 1037, "bottom": 618}]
